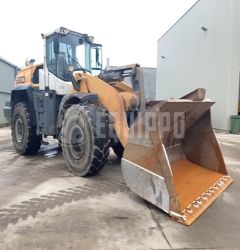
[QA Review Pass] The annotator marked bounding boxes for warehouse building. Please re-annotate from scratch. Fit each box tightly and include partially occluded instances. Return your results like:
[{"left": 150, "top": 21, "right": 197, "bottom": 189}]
[
  {"left": 156, "top": 0, "right": 240, "bottom": 131},
  {"left": 0, "top": 57, "right": 19, "bottom": 126}
]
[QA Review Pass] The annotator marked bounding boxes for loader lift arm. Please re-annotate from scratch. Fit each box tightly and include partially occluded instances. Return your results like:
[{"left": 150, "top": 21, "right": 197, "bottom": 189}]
[{"left": 99, "top": 64, "right": 146, "bottom": 111}]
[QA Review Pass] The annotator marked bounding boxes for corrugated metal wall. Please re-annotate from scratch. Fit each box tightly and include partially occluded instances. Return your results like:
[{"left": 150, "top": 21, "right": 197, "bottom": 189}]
[{"left": 0, "top": 58, "right": 19, "bottom": 126}]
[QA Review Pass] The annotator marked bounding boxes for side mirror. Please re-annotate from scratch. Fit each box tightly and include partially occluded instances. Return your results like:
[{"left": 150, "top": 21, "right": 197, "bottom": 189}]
[{"left": 53, "top": 37, "right": 59, "bottom": 54}]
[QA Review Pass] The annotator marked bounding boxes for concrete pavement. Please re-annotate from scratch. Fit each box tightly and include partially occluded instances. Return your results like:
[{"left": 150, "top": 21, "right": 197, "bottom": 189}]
[{"left": 0, "top": 126, "right": 239, "bottom": 250}]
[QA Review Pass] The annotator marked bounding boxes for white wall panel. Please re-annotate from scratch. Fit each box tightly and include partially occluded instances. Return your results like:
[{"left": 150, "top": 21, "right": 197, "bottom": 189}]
[{"left": 156, "top": 0, "right": 240, "bottom": 130}]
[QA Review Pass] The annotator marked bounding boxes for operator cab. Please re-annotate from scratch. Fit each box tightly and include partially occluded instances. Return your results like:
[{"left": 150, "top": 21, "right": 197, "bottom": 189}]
[
  {"left": 45, "top": 27, "right": 102, "bottom": 79},
  {"left": 39, "top": 27, "right": 102, "bottom": 95}
]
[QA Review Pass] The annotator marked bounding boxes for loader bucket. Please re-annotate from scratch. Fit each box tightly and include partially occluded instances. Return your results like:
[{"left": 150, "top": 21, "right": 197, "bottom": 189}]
[{"left": 122, "top": 89, "right": 233, "bottom": 225}]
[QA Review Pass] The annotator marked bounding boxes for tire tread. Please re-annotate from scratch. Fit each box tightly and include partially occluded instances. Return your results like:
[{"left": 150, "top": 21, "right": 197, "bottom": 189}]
[{"left": 11, "top": 102, "right": 41, "bottom": 155}]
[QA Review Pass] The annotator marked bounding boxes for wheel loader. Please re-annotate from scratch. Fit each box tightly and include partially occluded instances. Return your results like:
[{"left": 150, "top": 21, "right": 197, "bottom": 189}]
[{"left": 4, "top": 27, "right": 233, "bottom": 225}]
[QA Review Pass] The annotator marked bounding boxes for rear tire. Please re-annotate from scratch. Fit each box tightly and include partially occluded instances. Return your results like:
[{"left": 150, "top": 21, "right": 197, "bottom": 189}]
[
  {"left": 11, "top": 102, "right": 41, "bottom": 155},
  {"left": 61, "top": 104, "right": 110, "bottom": 176}
]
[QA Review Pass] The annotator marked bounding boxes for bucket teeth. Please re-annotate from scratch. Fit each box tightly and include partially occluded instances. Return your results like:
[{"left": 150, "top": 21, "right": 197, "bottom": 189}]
[
  {"left": 169, "top": 211, "right": 187, "bottom": 222},
  {"left": 186, "top": 208, "right": 193, "bottom": 214},
  {"left": 195, "top": 200, "right": 202, "bottom": 205},
  {"left": 172, "top": 175, "right": 233, "bottom": 225},
  {"left": 208, "top": 188, "right": 215, "bottom": 194},
  {"left": 201, "top": 195, "right": 208, "bottom": 201}
]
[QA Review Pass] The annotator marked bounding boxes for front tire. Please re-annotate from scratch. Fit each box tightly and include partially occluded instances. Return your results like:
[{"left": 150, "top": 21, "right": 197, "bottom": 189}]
[
  {"left": 112, "top": 141, "right": 124, "bottom": 160},
  {"left": 11, "top": 102, "right": 41, "bottom": 155},
  {"left": 61, "top": 104, "right": 110, "bottom": 176}
]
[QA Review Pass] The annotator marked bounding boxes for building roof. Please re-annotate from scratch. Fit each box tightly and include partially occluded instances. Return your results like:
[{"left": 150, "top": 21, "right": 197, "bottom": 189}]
[
  {"left": 0, "top": 57, "right": 20, "bottom": 70},
  {"left": 158, "top": 0, "right": 200, "bottom": 41}
]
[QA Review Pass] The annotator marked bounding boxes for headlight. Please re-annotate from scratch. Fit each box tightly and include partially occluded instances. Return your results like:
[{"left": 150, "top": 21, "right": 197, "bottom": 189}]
[
  {"left": 67, "top": 65, "right": 74, "bottom": 72},
  {"left": 59, "top": 27, "right": 69, "bottom": 34}
]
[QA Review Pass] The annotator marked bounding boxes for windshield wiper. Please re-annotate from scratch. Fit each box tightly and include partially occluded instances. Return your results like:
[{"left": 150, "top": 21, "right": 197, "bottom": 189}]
[{"left": 66, "top": 46, "right": 86, "bottom": 73}]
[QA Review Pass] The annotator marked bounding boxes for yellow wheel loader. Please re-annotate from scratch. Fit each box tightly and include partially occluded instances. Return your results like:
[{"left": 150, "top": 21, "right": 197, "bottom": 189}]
[{"left": 5, "top": 27, "right": 233, "bottom": 225}]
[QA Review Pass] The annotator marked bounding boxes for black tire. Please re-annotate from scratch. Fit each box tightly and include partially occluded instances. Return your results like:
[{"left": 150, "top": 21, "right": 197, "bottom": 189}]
[
  {"left": 112, "top": 141, "right": 124, "bottom": 160},
  {"left": 61, "top": 104, "right": 110, "bottom": 176},
  {"left": 11, "top": 102, "right": 41, "bottom": 155}
]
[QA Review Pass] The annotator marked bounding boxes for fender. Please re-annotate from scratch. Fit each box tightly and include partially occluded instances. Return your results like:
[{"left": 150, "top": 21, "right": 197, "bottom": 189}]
[
  {"left": 57, "top": 93, "right": 99, "bottom": 131},
  {"left": 10, "top": 85, "right": 37, "bottom": 126}
]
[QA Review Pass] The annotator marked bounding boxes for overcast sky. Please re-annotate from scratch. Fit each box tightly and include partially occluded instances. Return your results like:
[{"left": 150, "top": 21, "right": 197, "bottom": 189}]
[{"left": 1, "top": 0, "right": 197, "bottom": 68}]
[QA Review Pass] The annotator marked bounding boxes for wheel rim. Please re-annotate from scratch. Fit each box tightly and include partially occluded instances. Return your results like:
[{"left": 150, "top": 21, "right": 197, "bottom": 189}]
[
  {"left": 69, "top": 124, "right": 87, "bottom": 160},
  {"left": 15, "top": 117, "right": 24, "bottom": 143}
]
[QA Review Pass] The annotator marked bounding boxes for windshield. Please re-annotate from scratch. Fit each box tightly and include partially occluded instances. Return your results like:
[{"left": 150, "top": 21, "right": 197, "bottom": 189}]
[
  {"left": 46, "top": 32, "right": 102, "bottom": 81},
  {"left": 62, "top": 33, "right": 90, "bottom": 71}
]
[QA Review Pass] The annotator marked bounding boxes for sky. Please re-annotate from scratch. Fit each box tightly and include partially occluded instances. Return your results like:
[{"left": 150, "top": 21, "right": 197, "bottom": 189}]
[{"left": 0, "top": 0, "right": 197, "bottom": 68}]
